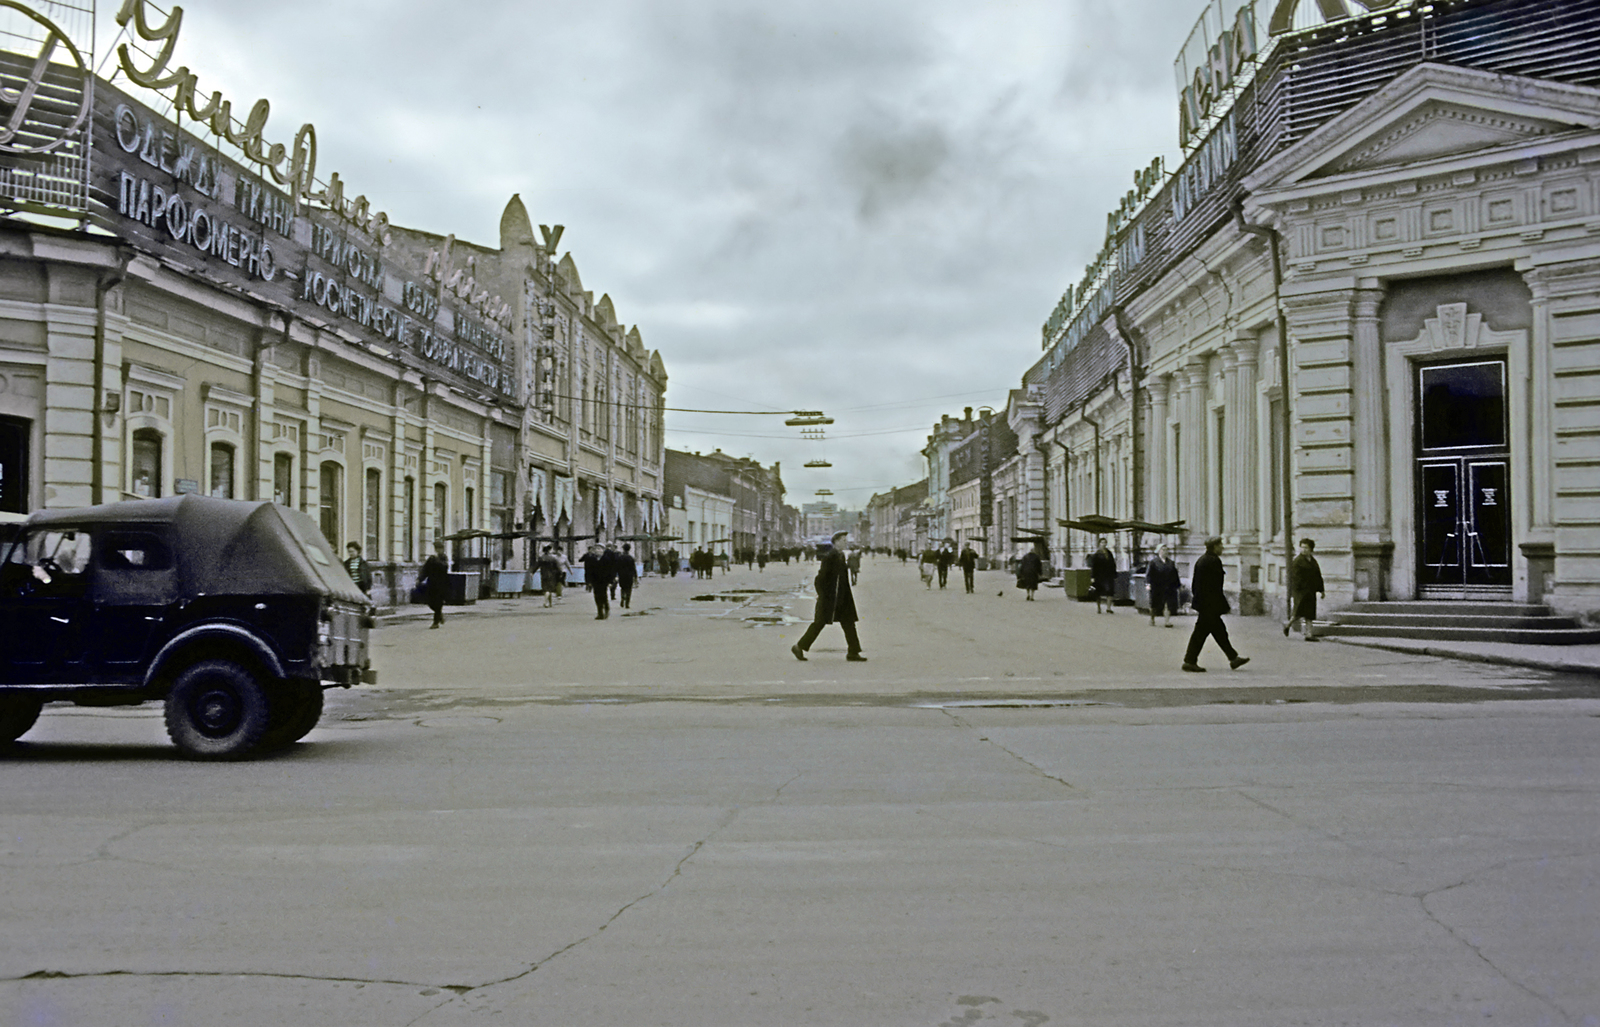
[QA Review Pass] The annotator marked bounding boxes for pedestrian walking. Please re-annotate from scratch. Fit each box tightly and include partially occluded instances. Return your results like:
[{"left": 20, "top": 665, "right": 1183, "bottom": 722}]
[
  {"left": 1284, "top": 538, "right": 1326, "bottom": 640},
  {"left": 1016, "top": 542, "right": 1044, "bottom": 600},
  {"left": 538, "top": 545, "right": 563, "bottom": 607},
  {"left": 936, "top": 543, "right": 954, "bottom": 589},
  {"left": 586, "top": 544, "right": 615, "bottom": 619},
  {"left": 757, "top": 548, "right": 768, "bottom": 572},
  {"left": 418, "top": 539, "right": 450, "bottom": 629},
  {"left": 918, "top": 545, "right": 937, "bottom": 589},
  {"left": 1145, "top": 543, "right": 1181, "bottom": 627},
  {"left": 1090, "top": 538, "right": 1118, "bottom": 614},
  {"left": 958, "top": 543, "right": 978, "bottom": 594},
  {"left": 579, "top": 544, "right": 603, "bottom": 593},
  {"left": 616, "top": 542, "right": 638, "bottom": 610},
  {"left": 847, "top": 547, "right": 862, "bottom": 585},
  {"left": 791, "top": 530, "right": 866, "bottom": 662},
  {"left": 1182, "top": 536, "right": 1249, "bottom": 672},
  {"left": 344, "top": 542, "right": 373, "bottom": 597}
]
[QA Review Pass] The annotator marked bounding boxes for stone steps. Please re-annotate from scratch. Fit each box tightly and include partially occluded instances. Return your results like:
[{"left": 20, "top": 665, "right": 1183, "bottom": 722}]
[{"left": 1318, "top": 600, "right": 1600, "bottom": 645}]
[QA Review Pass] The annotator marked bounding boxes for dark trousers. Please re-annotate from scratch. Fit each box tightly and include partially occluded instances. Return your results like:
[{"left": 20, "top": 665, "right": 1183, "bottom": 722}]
[
  {"left": 619, "top": 582, "right": 633, "bottom": 609},
  {"left": 1184, "top": 611, "right": 1238, "bottom": 664},
  {"left": 962, "top": 567, "right": 974, "bottom": 593},
  {"left": 428, "top": 599, "right": 444, "bottom": 627},
  {"left": 797, "top": 617, "right": 860, "bottom": 655},
  {"left": 937, "top": 566, "right": 949, "bottom": 587},
  {"left": 593, "top": 587, "right": 610, "bottom": 618}
]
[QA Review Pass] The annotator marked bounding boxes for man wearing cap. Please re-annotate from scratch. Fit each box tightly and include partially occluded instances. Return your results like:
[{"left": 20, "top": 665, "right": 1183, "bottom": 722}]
[
  {"left": 1182, "top": 536, "right": 1248, "bottom": 672},
  {"left": 791, "top": 529, "right": 866, "bottom": 662}
]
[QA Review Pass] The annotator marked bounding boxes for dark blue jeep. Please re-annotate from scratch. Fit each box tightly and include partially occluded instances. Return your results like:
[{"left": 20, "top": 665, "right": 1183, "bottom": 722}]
[{"left": 0, "top": 496, "right": 376, "bottom": 759}]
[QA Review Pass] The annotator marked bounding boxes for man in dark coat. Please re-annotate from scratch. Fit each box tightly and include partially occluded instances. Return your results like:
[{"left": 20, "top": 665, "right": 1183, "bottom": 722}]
[
  {"left": 615, "top": 543, "right": 639, "bottom": 610},
  {"left": 958, "top": 543, "right": 978, "bottom": 594},
  {"left": 1016, "top": 543, "right": 1044, "bottom": 600},
  {"left": 418, "top": 539, "right": 450, "bottom": 629},
  {"left": 791, "top": 530, "right": 865, "bottom": 662},
  {"left": 936, "top": 544, "right": 955, "bottom": 589},
  {"left": 1090, "top": 538, "right": 1118, "bottom": 614},
  {"left": 585, "top": 544, "right": 616, "bottom": 619},
  {"left": 1285, "top": 537, "right": 1326, "bottom": 639},
  {"left": 1145, "top": 543, "right": 1181, "bottom": 628},
  {"left": 1183, "top": 536, "right": 1248, "bottom": 672}
]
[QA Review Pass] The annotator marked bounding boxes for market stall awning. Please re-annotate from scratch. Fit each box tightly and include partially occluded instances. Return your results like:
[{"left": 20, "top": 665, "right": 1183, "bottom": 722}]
[{"left": 1057, "top": 516, "right": 1187, "bottom": 534}]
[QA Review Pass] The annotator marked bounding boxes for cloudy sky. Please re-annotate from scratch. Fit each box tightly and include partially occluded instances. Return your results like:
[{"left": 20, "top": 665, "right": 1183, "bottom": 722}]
[{"left": 95, "top": 0, "right": 1201, "bottom": 508}]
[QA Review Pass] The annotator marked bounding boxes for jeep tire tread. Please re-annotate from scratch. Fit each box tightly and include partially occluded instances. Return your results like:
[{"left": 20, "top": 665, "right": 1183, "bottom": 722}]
[
  {"left": 0, "top": 696, "right": 44, "bottom": 745},
  {"left": 164, "top": 660, "right": 271, "bottom": 760},
  {"left": 261, "top": 679, "right": 324, "bottom": 751}
]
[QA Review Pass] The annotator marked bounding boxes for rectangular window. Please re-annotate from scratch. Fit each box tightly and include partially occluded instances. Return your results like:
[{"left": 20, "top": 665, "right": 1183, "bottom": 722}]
[
  {"left": 210, "top": 442, "right": 235, "bottom": 499},
  {"left": 273, "top": 453, "right": 293, "bottom": 506},
  {"left": 320, "top": 462, "right": 341, "bottom": 547},
  {"left": 434, "top": 482, "right": 448, "bottom": 538},
  {"left": 464, "top": 486, "right": 475, "bottom": 530},
  {"left": 132, "top": 428, "right": 162, "bottom": 499},
  {"left": 403, "top": 476, "right": 415, "bottom": 562},
  {"left": 365, "top": 468, "right": 382, "bottom": 557}
]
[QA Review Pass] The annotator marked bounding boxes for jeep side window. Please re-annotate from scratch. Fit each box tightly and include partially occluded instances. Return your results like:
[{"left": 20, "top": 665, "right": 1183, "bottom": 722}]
[{"left": 101, "top": 533, "right": 172, "bottom": 570}]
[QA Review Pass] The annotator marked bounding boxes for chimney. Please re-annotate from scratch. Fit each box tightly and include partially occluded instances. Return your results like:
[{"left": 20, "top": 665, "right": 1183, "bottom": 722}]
[{"left": 964, "top": 407, "right": 972, "bottom": 421}]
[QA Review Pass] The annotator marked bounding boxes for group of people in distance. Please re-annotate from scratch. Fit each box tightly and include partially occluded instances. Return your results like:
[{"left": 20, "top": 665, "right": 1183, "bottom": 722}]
[{"left": 387, "top": 521, "right": 1325, "bottom": 678}]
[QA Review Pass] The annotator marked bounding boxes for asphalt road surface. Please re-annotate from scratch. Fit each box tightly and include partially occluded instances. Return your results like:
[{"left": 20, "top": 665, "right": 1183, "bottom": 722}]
[{"left": 4, "top": 558, "right": 1597, "bottom": 1027}]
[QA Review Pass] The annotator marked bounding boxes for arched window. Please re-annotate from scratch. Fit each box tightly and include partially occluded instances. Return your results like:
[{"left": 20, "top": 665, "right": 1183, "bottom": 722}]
[
  {"left": 320, "top": 462, "right": 342, "bottom": 547},
  {"left": 132, "top": 428, "right": 162, "bottom": 498}
]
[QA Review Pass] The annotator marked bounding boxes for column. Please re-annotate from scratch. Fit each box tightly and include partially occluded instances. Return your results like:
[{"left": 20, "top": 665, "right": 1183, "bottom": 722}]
[
  {"left": 1350, "top": 287, "right": 1387, "bottom": 540},
  {"left": 1183, "top": 358, "right": 1208, "bottom": 535},
  {"left": 1231, "top": 336, "right": 1260, "bottom": 536},
  {"left": 1146, "top": 374, "right": 1169, "bottom": 524}
]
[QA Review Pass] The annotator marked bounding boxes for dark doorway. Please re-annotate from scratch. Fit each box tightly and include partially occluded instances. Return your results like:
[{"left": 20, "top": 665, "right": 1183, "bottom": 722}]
[
  {"left": 1415, "top": 359, "right": 1512, "bottom": 596},
  {"left": 0, "top": 415, "right": 28, "bottom": 514}
]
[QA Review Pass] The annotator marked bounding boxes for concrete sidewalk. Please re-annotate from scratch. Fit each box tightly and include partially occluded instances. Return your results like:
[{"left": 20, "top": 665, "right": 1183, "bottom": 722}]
[{"left": 372, "top": 561, "right": 1600, "bottom": 679}]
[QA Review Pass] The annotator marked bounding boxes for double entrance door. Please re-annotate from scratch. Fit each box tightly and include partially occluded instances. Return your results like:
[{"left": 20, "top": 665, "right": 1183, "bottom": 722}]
[{"left": 1415, "top": 358, "right": 1511, "bottom": 597}]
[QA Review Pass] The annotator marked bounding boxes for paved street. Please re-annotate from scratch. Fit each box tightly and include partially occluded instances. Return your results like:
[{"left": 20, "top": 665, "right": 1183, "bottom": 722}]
[{"left": 3, "top": 557, "right": 1597, "bottom": 1027}]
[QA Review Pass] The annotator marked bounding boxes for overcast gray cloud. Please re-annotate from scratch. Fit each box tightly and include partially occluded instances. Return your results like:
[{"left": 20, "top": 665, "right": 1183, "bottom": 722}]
[{"left": 101, "top": 0, "right": 1200, "bottom": 505}]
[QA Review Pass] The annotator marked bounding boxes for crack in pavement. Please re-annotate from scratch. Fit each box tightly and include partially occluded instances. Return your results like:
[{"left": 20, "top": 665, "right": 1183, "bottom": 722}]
[
  {"left": 1232, "top": 789, "right": 1411, "bottom": 869},
  {"left": 7, "top": 967, "right": 453, "bottom": 990},
  {"left": 1417, "top": 853, "right": 1588, "bottom": 1025},
  {"left": 399, "top": 772, "right": 806, "bottom": 1024},
  {"left": 942, "top": 711, "right": 1074, "bottom": 789}
]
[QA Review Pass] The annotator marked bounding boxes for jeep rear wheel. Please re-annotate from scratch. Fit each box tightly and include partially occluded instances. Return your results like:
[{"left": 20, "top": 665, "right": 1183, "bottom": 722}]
[
  {"left": 0, "top": 696, "right": 43, "bottom": 744},
  {"left": 164, "top": 660, "right": 271, "bottom": 760}
]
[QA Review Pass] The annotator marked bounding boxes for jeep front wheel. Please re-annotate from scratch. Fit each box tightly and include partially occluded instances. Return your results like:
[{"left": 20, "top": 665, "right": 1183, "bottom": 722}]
[
  {"left": 0, "top": 696, "right": 43, "bottom": 745},
  {"left": 164, "top": 660, "right": 271, "bottom": 760}
]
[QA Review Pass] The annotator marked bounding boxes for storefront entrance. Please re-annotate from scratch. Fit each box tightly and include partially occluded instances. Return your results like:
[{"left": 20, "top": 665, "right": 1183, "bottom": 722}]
[
  {"left": 0, "top": 415, "right": 28, "bottom": 515},
  {"left": 1415, "top": 359, "right": 1512, "bottom": 597}
]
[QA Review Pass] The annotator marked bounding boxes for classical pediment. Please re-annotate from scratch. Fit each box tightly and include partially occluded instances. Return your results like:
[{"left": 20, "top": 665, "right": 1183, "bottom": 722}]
[
  {"left": 1243, "top": 63, "right": 1600, "bottom": 194},
  {"left": 1316, "top": 100, "right": 1577, "bottom": 177}
]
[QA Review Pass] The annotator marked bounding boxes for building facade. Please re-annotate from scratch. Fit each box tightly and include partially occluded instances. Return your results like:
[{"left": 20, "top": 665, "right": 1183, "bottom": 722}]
[
  {"left": 0, "top": 1, "right": 666, "bottom": 603},
  {"left": 1015, "top": 0, "right": 1600, "bottom": 621}
]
